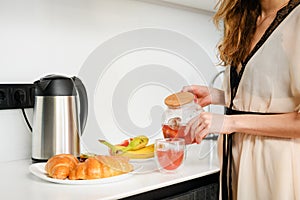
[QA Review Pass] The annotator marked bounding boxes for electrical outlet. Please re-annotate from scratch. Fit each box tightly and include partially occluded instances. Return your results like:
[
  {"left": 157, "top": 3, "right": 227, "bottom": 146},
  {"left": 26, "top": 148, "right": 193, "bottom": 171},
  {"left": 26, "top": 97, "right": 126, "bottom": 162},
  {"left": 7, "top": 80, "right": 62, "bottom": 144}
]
[
  {"left": 0, "top": 84, "right": 35, "bottom": 110},
  {"left": 0, "top": 87, "right": 9, "bottom": 108}
]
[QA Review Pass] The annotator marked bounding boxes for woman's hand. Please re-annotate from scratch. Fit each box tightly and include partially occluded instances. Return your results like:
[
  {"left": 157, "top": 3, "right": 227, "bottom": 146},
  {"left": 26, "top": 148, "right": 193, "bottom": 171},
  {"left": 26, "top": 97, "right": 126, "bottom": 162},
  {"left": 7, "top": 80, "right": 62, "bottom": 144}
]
[
  {"left": 181, "top": 85, "right": 225, "bottom": 107},
  {"left": 185, "top": 112, "right": 232, "bottom": 143}
]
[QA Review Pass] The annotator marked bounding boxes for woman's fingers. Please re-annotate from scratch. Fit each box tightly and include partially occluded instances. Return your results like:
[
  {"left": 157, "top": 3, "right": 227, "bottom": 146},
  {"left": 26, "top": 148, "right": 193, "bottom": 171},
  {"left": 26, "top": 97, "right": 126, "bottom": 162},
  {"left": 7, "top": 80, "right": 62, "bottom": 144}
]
[
  {"left": 185, "top": 114, "right": 208, "bottom": 143},
  {"left": 185, "top": 112, "right": 229, "bottom": 144},
  {"left": 181, "top": 85, "right": 198, "bottom": 93},
  {"left": 181, "top": 85, "right": 211, "bottom": 107},
  {"left": 194, "top": 115, "right": 211, "bottom": 143},
  {"left": 195, "top": 129, "right": 209, "bottom": 143},
  {"left": 184, "top": 116, "right": 198, "bottom": 137}
]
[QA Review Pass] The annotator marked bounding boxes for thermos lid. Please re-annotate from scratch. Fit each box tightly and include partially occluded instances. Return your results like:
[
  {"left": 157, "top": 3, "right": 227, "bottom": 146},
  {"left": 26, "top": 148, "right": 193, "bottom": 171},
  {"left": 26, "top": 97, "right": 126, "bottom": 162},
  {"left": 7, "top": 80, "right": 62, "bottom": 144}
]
[
  {"left": 34, "top": 74, "right": 77, "bottom": 96},
  {"left": 164, "top": 92, "right": 194, "bottom": 108}
]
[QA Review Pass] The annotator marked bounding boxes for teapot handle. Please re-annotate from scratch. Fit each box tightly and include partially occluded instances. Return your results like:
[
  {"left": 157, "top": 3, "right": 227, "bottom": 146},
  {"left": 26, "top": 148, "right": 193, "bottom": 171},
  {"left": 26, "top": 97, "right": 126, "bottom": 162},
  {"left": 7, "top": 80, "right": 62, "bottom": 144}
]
[{"left": 72, "top": 76, "right": 88, "bottom": 135}]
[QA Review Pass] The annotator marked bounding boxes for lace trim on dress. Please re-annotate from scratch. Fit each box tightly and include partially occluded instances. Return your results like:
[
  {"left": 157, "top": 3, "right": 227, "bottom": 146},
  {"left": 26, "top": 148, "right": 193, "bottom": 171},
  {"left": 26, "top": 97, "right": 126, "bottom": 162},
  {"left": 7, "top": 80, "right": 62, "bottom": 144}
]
[
  {"left": 243, "top": 0, "right": 300, "bottom": 66},
  {"left": 229, "top": 0, "right": 300, "bottom": 108}
]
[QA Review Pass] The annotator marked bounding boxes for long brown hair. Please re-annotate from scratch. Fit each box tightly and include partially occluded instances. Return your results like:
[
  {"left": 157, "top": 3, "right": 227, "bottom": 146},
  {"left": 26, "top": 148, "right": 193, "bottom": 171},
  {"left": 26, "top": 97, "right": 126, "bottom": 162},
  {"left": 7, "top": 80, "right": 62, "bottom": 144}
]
[{"left": 213, "top": 0, "right": 261, "bottom": 67}]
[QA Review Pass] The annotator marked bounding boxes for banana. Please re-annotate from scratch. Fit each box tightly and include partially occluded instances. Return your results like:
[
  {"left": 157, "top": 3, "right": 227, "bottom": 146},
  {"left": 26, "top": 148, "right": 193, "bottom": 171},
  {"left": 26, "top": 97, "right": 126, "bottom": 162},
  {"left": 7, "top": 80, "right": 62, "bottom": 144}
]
[
  {"left": 99, "top": 135, "right": 149, "bottom": 154},
  {"left": 98, "top": 135, "right": 154, "bottom": 159},
  {"left": 98, "top": 139, "right": 124, "bottom": 155},
  {"left": 121, "top": 135, "right": 149, "bottom": 152},
  {"left": 114, "top": 144, "right": 154, "bottom": 159}
]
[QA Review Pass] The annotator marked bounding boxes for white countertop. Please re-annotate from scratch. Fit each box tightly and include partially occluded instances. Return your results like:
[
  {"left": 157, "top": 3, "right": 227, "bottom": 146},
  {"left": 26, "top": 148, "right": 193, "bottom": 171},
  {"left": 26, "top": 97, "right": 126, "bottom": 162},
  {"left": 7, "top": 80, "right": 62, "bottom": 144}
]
[{"left": 0, "top": 141, "right": 219, "bottom": 200}]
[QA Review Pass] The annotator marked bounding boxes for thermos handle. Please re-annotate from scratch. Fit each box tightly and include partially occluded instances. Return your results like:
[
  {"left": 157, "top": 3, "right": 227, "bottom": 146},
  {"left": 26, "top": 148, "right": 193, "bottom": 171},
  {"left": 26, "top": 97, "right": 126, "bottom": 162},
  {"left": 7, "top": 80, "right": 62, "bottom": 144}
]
[{"left": 72, "top": 76, "right": 88, "bottom": 135}]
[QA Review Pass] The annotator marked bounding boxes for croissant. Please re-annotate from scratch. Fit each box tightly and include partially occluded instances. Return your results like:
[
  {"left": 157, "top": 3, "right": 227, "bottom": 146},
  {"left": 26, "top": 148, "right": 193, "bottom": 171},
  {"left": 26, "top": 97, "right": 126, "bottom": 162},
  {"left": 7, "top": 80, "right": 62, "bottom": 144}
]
[
  {"left": 69, "top": 155, "right": 134, "bottom": 180},
  {"left": 45, "top": 154, "right": 79, "bottom": 179},
  {"left": 45, "top": 154, "right": 134, "bottom": 180}
]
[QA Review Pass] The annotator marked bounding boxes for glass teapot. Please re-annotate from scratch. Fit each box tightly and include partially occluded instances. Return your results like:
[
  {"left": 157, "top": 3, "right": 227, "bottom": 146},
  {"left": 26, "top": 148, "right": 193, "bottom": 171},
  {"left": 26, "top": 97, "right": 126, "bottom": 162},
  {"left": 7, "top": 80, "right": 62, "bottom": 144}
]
[{"left": 161, "top": 92, "right": 203, "bottom": 144}]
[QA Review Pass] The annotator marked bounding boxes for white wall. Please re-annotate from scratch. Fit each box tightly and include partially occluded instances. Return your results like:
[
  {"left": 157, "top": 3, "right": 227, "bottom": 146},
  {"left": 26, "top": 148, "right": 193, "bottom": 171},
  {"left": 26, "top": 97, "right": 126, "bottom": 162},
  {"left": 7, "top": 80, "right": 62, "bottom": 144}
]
[{"left": 0, "top": 0, "right": 222, "bottom": 162}]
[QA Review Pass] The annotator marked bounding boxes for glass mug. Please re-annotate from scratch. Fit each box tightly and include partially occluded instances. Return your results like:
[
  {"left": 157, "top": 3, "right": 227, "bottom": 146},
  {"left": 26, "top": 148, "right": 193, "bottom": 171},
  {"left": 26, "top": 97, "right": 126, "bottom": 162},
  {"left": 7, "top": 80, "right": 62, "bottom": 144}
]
[
  {"left": 162, "top": 92, "right": 203, "bottom": 144},
  {"left": 154, "top": 138, "right": 186, "bottom": 173}
]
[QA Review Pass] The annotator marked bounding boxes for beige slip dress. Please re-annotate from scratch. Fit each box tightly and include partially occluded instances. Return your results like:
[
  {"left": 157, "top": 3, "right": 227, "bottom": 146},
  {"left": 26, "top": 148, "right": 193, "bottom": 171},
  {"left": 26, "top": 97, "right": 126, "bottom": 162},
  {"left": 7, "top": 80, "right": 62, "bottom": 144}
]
[{"left": 219, "top": 1, "right": 300, "bottom": 199}]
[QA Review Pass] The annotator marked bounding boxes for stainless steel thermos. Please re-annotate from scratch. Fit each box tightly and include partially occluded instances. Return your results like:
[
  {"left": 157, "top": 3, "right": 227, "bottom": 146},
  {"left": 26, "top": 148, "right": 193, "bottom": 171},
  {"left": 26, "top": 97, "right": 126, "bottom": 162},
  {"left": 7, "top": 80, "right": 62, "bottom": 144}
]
[{"left": 31, "top": 74, "right": 88, "bottom": 162}]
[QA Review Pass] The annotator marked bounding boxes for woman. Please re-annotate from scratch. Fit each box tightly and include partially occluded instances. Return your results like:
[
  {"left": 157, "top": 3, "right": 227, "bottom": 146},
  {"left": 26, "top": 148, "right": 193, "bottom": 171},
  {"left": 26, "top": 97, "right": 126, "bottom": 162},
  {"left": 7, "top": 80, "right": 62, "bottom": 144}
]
[{"left": 183, "top": 0, "right": 300, "bottom": 199}]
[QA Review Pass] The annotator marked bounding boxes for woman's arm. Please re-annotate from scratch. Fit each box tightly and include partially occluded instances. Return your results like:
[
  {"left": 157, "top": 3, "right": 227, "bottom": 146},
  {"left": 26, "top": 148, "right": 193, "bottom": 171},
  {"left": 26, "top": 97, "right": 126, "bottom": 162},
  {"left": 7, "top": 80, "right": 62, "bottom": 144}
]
[
  {"left": 188, "top": 111, "right": 300, "bottom": 143},
  {"left": 228, "top": 112, "right": 300, "bottom": 138}
]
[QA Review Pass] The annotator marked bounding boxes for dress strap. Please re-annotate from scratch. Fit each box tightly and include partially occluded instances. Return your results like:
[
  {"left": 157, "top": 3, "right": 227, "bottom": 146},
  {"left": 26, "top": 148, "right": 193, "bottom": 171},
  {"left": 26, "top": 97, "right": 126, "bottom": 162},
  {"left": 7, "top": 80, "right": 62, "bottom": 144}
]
[{"left": 222, "top": 65, "right": 247, "bottom": 200}]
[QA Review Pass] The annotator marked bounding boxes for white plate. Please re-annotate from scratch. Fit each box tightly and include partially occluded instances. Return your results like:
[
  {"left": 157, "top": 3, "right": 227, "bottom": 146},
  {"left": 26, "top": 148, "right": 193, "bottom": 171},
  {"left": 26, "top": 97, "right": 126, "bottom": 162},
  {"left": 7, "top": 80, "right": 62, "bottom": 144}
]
[
  {"left": 29, "top": 163, "right": 141, "bottom": 185},
  {"left": 129, "top": 157, "right": 154, "bottom": 163},
  {"left": 132, "top": 159, "right": 158, "bottom": 174}
]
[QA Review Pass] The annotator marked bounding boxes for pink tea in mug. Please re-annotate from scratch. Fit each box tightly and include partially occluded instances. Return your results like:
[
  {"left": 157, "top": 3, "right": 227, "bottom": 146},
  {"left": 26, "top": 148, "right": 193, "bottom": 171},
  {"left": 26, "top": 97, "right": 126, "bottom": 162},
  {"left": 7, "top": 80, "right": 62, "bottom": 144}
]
[
  {"left": 155, "top": 138, "right": 185, "bottom": 173},
  {"left": 156, "top": 148, "right": 184, "bottom": 170}
]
